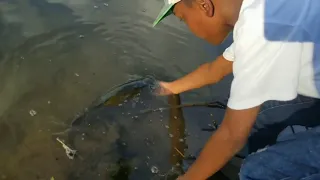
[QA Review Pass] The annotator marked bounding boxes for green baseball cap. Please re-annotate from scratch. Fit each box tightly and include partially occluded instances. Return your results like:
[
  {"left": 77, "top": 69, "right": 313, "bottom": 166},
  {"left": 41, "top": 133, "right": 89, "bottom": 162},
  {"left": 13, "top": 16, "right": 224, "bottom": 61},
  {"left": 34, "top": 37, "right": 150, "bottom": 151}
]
[{"left": 153, "top": 0, "right": 181, "bottom": 27}]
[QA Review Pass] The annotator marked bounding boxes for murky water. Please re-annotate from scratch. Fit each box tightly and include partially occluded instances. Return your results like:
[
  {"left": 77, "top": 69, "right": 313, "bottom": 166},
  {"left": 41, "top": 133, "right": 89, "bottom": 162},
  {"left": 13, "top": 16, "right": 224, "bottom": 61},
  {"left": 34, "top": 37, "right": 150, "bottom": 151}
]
[{"left": 0, "top": 0, "right": 237, "bottom": 179}]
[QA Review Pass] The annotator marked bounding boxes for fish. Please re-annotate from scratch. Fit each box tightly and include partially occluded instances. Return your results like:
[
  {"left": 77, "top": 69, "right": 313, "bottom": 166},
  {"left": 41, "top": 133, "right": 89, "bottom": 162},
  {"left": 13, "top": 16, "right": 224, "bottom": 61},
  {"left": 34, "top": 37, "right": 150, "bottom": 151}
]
[
  {"left": 91, "top": 75, "right": 157, "bottom": 108},
  {"left": 167, "top": 94, "right": 187, "bottom": 178},
  {"left": 70, "top": 75, "right": 158, "bottom": 127},
  {"left": 52, "top": 75, "right": 230, "bottom": 179},
  {"left": 52, "top": 76, "right": 170, "bottom": 179}
]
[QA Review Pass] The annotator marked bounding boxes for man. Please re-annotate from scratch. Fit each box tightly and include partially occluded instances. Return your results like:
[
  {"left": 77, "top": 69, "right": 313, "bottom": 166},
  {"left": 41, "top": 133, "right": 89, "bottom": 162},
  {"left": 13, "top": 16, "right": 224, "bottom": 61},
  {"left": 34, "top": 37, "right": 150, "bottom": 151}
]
[{"left": 152, "top": 0, "right": 320, "bottom": 179}]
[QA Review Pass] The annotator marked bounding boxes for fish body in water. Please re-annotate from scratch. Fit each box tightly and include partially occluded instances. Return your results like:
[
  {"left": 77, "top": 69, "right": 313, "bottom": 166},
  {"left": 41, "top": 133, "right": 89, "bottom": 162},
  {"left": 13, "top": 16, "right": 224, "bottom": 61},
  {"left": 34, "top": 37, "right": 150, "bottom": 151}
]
[
  {"left": 53, "top": 76, "right": 175, "bottom": 179},
  {"left": 71, "top": 76, "right": 158, "bottom": 127},
  {"left": 91, "top": 76, "right": 157, "bottom": 107},
  {"left": 53, "top": 76, "right": 234, "bottom": 180}
]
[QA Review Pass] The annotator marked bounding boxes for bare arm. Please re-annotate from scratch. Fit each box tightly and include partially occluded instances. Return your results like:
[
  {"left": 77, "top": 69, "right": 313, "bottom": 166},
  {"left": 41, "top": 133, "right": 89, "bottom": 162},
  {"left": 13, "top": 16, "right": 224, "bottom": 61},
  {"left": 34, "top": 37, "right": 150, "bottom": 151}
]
[
  {"left": 180, "top": 106, "right": 260, "bottom": 180},
  {"left": 165, "top": 55, "right": 233, "bottom": 94}
]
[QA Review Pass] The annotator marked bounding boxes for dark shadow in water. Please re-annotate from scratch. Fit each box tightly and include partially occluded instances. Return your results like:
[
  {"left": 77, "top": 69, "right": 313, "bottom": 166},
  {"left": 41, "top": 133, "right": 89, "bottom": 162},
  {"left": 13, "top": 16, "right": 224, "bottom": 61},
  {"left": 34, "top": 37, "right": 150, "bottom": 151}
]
[
  {"left": 29, "top": 0, "right": 76, "bottom": 27},
  {"left": 51, "top": 76, "right": 234, "bottom": 180}
]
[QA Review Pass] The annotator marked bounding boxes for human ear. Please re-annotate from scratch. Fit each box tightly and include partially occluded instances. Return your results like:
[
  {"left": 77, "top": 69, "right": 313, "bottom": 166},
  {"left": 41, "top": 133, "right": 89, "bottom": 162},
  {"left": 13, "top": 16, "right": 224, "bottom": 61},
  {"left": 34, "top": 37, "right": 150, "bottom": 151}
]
[{"left": 195, "top": 0, "right": 214, "bottom": 17}]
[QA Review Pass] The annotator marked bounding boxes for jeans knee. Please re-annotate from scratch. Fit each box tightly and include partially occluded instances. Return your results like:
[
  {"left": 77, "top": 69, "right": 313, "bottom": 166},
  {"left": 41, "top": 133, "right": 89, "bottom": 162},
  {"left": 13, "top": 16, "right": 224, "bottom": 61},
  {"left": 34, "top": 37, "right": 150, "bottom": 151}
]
[
  {"left": 239, "top": 149, "right": 268, "bottom": 180},
  {"left": 239, "top": 160, "right": 254, "bottom": 180}
]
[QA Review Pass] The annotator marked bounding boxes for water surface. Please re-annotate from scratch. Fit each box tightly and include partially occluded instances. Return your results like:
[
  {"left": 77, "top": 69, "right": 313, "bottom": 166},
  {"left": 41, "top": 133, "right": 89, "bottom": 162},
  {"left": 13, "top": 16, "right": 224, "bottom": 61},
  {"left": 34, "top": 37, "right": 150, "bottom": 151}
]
[{"left": 0, "top": 0, "right": 235, "bottom": 179}]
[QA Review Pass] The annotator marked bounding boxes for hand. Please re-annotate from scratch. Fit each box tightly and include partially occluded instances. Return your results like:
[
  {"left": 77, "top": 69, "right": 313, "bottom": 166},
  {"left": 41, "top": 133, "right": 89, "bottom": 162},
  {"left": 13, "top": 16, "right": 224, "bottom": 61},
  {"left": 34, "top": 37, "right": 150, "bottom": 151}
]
[{"left": 153, "top": 81, "right": 176, "bottom": 96}]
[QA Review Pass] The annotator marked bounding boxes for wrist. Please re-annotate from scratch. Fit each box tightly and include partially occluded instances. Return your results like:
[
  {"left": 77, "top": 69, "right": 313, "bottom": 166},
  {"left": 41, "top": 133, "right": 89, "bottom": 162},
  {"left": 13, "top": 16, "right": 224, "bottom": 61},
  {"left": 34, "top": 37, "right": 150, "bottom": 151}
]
[{"left": 167, "top": 81, "right": 182, "bottom": 94}]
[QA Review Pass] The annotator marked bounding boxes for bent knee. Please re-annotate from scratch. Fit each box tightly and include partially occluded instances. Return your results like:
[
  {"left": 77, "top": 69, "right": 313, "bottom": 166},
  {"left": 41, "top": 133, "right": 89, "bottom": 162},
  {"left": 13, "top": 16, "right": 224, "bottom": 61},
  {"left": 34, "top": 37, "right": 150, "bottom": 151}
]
[
  {"left": 239, "top": 148, "right": 286, "bottom": 180},
  {"left": 239, "top": 151, "right": 265, "bottom": 180}
]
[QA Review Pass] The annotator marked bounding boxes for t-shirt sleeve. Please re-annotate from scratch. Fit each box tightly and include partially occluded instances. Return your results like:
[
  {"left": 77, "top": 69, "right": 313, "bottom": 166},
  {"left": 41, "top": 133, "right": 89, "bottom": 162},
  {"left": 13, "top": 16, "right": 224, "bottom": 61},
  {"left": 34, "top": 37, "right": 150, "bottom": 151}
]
[
  {"left": 223, "top": 43, "right": 235, "bottom": 61},
  {"left": 227, "top": 22, "right": 303, "bottom": 110}
]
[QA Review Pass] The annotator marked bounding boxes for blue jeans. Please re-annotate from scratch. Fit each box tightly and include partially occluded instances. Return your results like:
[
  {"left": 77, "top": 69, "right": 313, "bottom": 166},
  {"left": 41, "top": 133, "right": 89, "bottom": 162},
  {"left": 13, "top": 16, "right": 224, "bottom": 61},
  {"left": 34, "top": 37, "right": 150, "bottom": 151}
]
[{"left": 240, "top": 95, "right": 320, "bottom": 180}]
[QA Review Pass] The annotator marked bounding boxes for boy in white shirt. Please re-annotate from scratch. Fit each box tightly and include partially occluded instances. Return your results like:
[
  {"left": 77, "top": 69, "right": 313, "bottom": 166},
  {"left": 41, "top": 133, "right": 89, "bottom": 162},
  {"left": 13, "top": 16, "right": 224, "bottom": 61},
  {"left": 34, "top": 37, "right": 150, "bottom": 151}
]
[{"left": 153, "top": 0, "right": 320, "bottom": 179}]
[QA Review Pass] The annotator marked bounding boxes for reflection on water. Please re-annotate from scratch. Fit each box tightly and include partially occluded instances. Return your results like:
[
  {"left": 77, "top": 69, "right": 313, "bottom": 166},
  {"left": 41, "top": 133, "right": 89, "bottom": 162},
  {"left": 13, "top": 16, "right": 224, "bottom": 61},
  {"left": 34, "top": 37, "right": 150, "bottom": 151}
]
[{"left": 0, "top": 0, "right": 234, "bottom": 179}]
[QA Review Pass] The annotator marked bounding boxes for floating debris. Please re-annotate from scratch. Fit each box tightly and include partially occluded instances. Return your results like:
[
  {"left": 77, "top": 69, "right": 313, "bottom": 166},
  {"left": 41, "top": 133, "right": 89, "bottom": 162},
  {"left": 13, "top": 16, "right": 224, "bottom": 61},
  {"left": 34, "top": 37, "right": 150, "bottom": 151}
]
[
  {"left": 165, "top": 125, "right": 169, "bottom": 129},
  {"left": 29, "top": 109, "right": 37, "bottom": 116},
  {"left": 179, "top": 138, "right": 184, "bottom": 142},
  {"left": 144, "top": 138, "right": 153, "bottom": 146},
  {"left": 94, "top": 5, "right": 98, "bottom": 8},
  {"left": 56, "top": 138, "right": 77, "bottom": 160},
  {"left": 151, "top": 166, "right": 159, "bottom": 174},
  {"left": 212, "top": 120, "right": 218, "bottom": 129},
  {"left": 169, "top": 134, "right": 174, "bottom": 138},
  {"left": 74, "top": 73, "right": 80, "bottom": 77},
  {"left": 48, "top": 101, "right": 51, "bottom": 104},
  {"left": 174, "top": 147, "right": 185, "bottom": 158},
  {"left": 103, "top": 3, "right": 108, "bottom": 6}
]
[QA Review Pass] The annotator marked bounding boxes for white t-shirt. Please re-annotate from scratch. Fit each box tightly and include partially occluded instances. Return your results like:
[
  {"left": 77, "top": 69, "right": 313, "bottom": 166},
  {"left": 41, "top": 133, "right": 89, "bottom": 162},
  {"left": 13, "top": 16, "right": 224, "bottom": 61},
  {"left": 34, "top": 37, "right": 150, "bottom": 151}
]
[{"left": 224, "top": 0, "right": 320, "bottom": 110}]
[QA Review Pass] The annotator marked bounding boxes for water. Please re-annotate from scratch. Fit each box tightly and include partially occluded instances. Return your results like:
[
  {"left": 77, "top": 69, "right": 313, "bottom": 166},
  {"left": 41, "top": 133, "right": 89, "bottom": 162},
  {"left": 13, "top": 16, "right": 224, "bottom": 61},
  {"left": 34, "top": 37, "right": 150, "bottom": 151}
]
[{"left": 0, "top": 0, "right": 236, "bottom": 179}]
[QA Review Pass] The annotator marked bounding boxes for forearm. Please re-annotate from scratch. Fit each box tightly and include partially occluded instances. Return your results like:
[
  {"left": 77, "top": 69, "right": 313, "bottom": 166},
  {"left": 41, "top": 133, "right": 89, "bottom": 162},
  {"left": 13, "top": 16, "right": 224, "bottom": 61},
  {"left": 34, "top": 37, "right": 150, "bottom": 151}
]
[
  {"left": 184, "top": 124, "right": 246, "bottom": 179},
  {"left": 169, "top": 55, "right": 232, "bottom": 94},
  {"left": 183, "top": 107, "right": 260, "bottom": 180}
]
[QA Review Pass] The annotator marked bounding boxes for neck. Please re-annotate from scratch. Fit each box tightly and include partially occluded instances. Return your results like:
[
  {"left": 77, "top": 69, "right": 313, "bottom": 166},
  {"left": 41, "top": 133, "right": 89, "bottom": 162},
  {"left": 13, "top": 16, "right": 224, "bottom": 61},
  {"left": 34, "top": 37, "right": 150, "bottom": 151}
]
[{"left": 216, "top": 0, "right": 243, "bottom": 26}]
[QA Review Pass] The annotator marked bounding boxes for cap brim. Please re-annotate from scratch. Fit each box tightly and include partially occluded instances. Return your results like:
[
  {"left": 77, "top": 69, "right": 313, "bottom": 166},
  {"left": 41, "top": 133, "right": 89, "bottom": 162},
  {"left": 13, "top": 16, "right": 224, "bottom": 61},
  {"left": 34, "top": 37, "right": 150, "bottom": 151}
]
[{"left": 152, "top": 3, "right": 175, "bottom": 27}]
